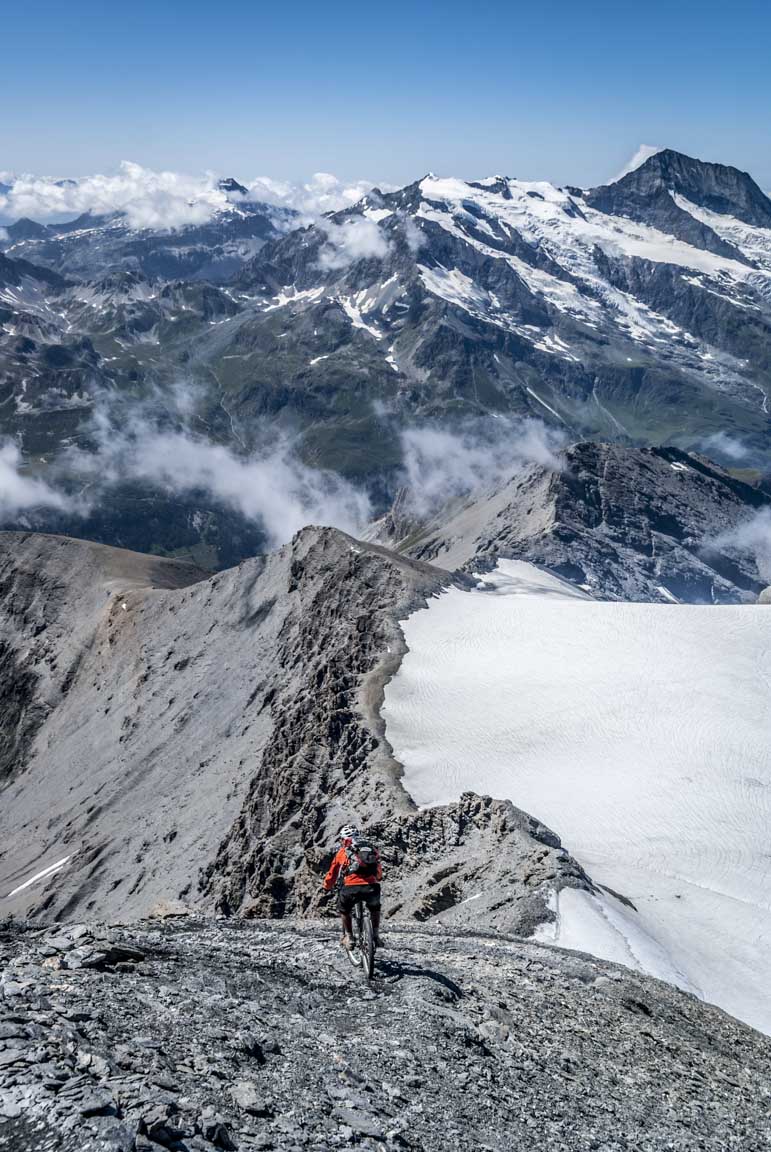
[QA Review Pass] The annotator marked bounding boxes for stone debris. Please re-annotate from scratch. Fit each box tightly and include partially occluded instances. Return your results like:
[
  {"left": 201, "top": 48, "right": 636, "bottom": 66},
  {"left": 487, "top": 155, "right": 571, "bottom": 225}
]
[{"left": 1, "top": 917, "right": 770, "bottom": 1151}]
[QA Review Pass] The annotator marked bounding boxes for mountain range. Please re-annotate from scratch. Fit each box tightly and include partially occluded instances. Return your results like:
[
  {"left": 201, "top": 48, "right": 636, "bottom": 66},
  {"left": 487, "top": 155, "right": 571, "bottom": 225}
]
[{"left": 1, "top": 148, "right": 770, "bottom": 565}]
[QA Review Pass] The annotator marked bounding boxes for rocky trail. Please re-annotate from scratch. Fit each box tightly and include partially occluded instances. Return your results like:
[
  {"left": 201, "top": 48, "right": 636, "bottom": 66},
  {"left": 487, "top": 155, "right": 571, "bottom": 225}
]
[{"left": 1, "top": 917, "right": 770, "bottom": 1152}]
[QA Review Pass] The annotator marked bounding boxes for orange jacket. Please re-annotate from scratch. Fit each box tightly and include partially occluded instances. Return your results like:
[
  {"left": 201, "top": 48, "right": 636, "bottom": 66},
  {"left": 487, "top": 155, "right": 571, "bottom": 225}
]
[{"left": 323, "top": 844, "right": 382, "bottom": 890}]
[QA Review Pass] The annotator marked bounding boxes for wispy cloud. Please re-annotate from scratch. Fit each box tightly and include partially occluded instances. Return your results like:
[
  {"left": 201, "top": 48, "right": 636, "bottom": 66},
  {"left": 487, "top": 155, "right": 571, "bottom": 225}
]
[
  {"left": 0, "top": 441, "right": 69, "bottom": 518},
  {"left": 64, "top": 391, "right": 372, "bottom": 546},
  {"left": 698, "top": 431, "right": 749, "bottom": 462},
  {"left": 399, "top": 418, "right": 565, "bottom": 518},
  {"left": 319, "top": 217, "right": 391, "bottom": 270},
  {"left": 712, "top": 507, "right": 771, "bottom": 584},
  {"left": 609, "top": 145, "right": 663, "bottom": 185},
  {"left": 402, "top": 215, "right": 425, "bottom": 254},
  {"left": 245, "top": 172, "right": 388, "bottom": 221}
]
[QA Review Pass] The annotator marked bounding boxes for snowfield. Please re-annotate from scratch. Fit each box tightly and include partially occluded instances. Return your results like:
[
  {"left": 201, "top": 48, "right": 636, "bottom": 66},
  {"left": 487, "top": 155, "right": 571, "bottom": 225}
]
[{"left": 382, "top": 561, "right": 771, "bottom": 1033}]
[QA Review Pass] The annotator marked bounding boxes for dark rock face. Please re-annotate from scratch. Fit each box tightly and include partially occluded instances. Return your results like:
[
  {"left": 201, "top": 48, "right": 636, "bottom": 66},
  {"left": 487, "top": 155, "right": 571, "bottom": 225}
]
[
  {"left": 367, "top": 792, "right": 591, "bottom": 935},
  {"left": 393, "top": 442, "right": 771, "bottom": 603},
  {"left": 591, "top": 148, "right": 771, "bottom": 228},
  {"left": 0, "top": 640, "right": 42, "bottom": 782},
  {"left": 199, "top": 530, "right": 449, "bottom": 919},
  {"left": 2, "top": 918, "right": 771, "bottom": 1151}
]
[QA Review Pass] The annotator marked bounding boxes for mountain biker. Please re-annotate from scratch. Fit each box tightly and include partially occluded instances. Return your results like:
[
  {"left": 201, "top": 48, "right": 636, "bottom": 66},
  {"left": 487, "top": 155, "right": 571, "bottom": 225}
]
[{"left": 323, "top": 824, "right": 383, "bottom": 951}]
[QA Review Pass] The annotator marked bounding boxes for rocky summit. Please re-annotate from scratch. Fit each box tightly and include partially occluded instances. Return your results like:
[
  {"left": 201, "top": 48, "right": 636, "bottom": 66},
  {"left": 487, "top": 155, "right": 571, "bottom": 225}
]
[{"left": 2, "top": 918, "right": 771, "bottom": 1152}]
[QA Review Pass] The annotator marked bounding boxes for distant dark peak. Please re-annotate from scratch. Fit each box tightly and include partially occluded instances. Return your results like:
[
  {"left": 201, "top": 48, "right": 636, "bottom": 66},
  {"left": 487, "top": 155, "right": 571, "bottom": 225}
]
[
  {"left": 361, "top": 187, "right": 386, "bottom": 209},
  {"left": 218, "top": 177, "right": 249, "bottom": 196},
  {"left": 604, "top": 148, "right": 771, "bottom": 227},
  {"left": 51, "top": 211, "right": 111, "bottom": 234},
  {"left": 54, "top": 178, "right": 78, "bottom": 188},
  {"left": 380, "top": 178, "right": 425, "bottom": 213},
  {"left": 6, "top": 217, "right": 49, "bottom": 241},
  {"left": 584, "top": 150, "right": 761, "bottom": 263},
  {"left": 93, "top": 268, "right": 146, "bottom": 291}
]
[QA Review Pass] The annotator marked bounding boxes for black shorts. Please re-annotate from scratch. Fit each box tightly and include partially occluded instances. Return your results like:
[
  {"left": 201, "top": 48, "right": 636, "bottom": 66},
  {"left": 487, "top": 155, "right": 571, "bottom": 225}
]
[{"left": 337, "top": 883, "right": 381, "bottom": 914}]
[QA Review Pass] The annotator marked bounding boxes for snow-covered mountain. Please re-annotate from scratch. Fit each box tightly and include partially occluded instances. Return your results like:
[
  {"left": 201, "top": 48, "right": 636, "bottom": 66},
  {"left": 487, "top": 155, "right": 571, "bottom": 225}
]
[
  {"left": 226, "top": 148, "right": 771, "bottom": 469},
  {"left": 1, "top": 148, "right": 770, "bottom": 564},
  {"left": 0, "top": 180, "right": 295, "bottom": 282}
]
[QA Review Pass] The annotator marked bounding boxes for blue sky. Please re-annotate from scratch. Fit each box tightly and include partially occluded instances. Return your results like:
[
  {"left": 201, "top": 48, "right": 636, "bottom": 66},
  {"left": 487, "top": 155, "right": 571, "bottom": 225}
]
[{"left": 3, "top": 0, "right": 770, "bottom": 188}]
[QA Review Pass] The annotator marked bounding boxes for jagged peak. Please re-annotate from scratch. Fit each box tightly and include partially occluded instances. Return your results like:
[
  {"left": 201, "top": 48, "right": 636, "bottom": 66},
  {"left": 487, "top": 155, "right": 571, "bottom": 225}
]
[{"left": 218, "top": 176, "right": 249, "bottom": 197}]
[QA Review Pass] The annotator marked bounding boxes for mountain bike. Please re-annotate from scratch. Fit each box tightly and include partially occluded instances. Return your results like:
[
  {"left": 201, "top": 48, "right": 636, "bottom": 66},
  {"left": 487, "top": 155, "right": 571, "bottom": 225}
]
[{"left": 346, "top": 897, "right": 376, "bottom": 979}]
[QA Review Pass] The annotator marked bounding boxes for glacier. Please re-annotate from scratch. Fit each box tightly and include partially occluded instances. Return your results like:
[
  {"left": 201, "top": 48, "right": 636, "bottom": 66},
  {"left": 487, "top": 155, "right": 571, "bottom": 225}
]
[{"left": 382, "top": 560, "right": 771, "bottom": 1033}]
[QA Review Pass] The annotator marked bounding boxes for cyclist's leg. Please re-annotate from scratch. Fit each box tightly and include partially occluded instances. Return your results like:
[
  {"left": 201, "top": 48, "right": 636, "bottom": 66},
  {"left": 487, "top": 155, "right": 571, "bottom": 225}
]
[
  {"left": 365, "top": 884, "right": 383, "bottom": 945},
  {"left": 337, "top": 886, "right": 355, "bottom": 947}
]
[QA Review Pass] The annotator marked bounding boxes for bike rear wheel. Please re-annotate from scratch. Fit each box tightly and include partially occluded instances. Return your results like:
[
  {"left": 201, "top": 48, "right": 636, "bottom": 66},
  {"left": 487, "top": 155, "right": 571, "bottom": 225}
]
[
  {"left": 360, "top": 904, "right": 376, "bottom": 980},
  {"left": 347, "top": 902, "right": 363, "bottom": 967}
]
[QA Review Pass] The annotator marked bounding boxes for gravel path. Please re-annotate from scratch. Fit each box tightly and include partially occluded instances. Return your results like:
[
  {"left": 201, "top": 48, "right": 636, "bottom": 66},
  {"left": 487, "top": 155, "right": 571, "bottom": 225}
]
[{"left": 2, "top": 918, "right": 770, "bottom": 1151}]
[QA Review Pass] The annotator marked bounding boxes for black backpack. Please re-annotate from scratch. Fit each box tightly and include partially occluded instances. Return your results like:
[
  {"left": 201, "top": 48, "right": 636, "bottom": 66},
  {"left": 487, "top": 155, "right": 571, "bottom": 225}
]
[{"left": 344, "top": 840, "right": 380, "bottom": 881}]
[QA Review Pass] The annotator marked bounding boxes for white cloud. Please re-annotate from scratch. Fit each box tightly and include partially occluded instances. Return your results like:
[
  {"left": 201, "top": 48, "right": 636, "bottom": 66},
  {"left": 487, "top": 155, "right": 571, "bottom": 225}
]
[
  {"left": 698, "top": 431, "right": 749, "bottom": 462},
  {"left": 0, "top": 164, "right": 389, "bottom": 233},
  {"left": 66, "top": 397, "right": 372, "bottom": 547},
  {"left": 319, "top": 217, "right": 391, "bottom": 270},
  {"left": 402, "top": 215, "right": 425, "bottom": 254},
  {"left": 0, "top": 162, "right": 232, "bottom": 231},
  {"left": 245, "top": 172, "right": 387, "bottom": 220},
  {"left": 0, "top": 441, "right": 68, "bottom": 518},
  {"left": 0, "top": 227, "right": 8, "bottom": 243},
  {"left": 712, "top": 507, "right": 771, "bottom": 584},
  {"left": 399, "top": 419, "right": 565, "bottom": 518},
  {"left": 609, "top": 145, "right": 663, "bottom": 185}
]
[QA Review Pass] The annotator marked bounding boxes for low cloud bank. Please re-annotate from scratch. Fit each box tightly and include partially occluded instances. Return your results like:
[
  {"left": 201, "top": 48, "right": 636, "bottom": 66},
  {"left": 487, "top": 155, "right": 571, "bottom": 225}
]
[
  {"left": 713, "top": 507, "right": 771, "bottom": 584},
  {"left": 76, "top": 407, "right": 371, "bottom": 546},
  {"left": 0, "top": 163, "right": 229, "bottom": 231},
  {"left": 399, "top": 419, "right": 565, "bottom": 518},
  {"left": 1, "top": 397, "right": 565, "bottom": 547},
  {"left": 0, "top": 164, "right": 386, "bottom": 232},
  {"left": 0, "top": 390, "right": 372, "bottom": 546}
]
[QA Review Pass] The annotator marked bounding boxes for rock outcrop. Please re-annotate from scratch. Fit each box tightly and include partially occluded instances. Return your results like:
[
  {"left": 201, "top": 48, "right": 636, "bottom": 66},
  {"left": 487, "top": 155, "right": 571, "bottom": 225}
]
[{"left": 389, "top": 442, "right": 771, "bottom": 602}]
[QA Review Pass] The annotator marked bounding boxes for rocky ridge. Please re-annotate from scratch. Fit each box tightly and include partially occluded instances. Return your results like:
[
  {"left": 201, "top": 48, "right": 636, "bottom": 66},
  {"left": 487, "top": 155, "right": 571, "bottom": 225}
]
[
  {"left": 385, "top": 441, "right": 771, "bottom": 602},
  {"left": 0, "top": 529, "right": 587, "bottom": 936}
]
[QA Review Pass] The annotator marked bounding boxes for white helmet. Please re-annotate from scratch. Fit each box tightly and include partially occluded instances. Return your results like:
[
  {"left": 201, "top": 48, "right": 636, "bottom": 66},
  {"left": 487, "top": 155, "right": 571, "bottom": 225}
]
[{"left": 338, "top": 824, "right": 360, "bottom": 842}]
